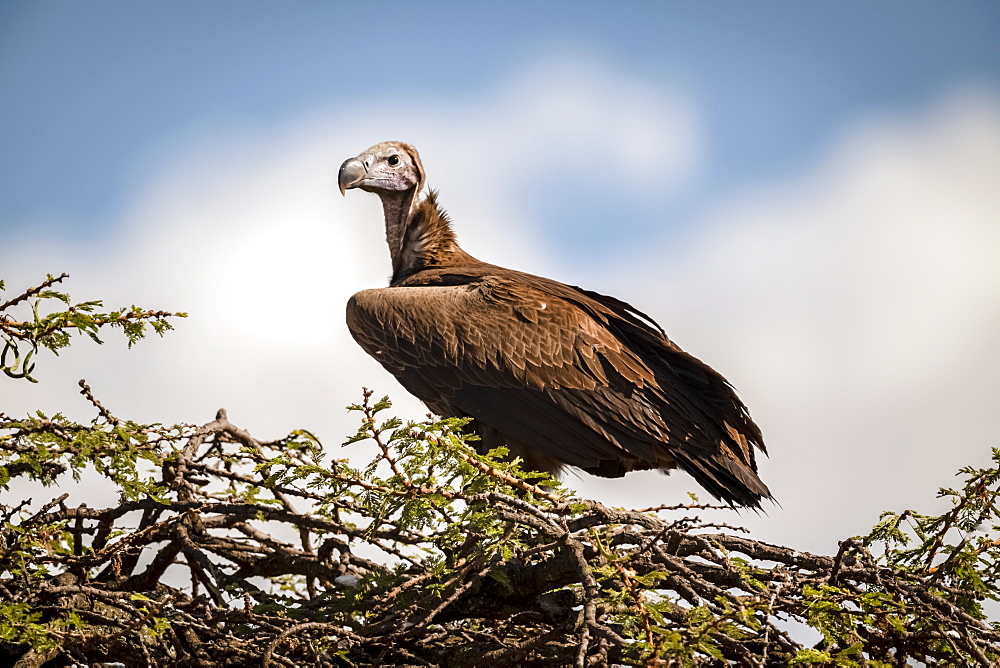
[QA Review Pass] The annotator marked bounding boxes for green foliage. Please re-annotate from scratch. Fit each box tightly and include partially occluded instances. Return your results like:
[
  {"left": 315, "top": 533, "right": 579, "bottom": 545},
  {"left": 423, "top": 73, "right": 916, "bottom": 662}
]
[
  {"left": 0, "top": 273, "right": 185, "bottom": 382},
  {"left": 0, "top": 410, "right": 181, "bottom": 496},
  {"left": 3, "top": 390, "right": 999, "bottom": 665},
  {"left": 864, "top": 450, "right": 1000, "bottom": 604},
  {"left": 0, "top": 602, "right": 56, "bottom": 653}
]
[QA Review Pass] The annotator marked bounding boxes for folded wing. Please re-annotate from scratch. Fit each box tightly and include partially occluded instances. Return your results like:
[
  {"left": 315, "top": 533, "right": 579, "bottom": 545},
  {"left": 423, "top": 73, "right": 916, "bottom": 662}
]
[{"left": 347, "top": 270, "right": 771, "bottom": 507}]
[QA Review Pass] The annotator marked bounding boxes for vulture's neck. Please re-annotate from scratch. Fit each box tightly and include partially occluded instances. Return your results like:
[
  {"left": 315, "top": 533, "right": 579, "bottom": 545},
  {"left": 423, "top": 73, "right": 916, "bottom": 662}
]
[{"left": 380, "top": 189, "right": 473, "bottom": 284}]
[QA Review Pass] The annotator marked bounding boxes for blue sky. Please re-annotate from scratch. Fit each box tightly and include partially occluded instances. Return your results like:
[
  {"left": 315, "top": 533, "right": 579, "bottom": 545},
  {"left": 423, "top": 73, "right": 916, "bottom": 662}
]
[
  {"left": 2, "top": 2, "right": 1000, "bottom": 552},
  {"left": 3, "top": 1, "right": 998, "bottom": 250}
]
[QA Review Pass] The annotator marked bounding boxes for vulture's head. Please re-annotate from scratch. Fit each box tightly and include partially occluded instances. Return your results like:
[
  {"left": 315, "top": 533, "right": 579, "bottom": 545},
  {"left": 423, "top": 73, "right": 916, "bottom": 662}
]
[{"left": 338, "top": 141, "right": 424, "bottom": 197}]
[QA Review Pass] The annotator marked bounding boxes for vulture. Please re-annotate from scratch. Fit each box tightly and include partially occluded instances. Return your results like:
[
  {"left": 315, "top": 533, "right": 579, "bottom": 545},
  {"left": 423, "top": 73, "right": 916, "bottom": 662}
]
[{"left": 338, "top": 141, "right": 772, "bottom": 508}]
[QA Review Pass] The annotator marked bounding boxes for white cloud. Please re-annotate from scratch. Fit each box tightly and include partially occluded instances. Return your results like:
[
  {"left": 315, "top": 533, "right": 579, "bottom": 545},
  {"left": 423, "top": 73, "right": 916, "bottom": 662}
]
[
  {"left": 3, "top": 56, "right": 998, "bottom": 556},
  {"left": 584, "top": 85, "right": 1000, "bottom": 551}
]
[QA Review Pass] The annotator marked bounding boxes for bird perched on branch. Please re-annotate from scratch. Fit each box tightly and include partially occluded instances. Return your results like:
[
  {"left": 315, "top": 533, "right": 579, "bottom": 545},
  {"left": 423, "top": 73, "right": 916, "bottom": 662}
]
[{"left": 339, "top": 142, "right": 772, "bottom": 507}]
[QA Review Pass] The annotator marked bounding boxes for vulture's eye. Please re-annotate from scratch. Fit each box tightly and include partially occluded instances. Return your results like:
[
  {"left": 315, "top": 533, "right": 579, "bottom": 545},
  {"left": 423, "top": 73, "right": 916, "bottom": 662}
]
[{"left": 387, "top": 155, "right": 400, "bottom": 167}]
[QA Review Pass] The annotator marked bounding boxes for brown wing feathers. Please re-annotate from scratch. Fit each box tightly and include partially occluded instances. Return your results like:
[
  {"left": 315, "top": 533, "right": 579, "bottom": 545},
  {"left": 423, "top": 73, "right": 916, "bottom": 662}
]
[{"left": 340, "top": 142, "right": 772, "bottom": 507}]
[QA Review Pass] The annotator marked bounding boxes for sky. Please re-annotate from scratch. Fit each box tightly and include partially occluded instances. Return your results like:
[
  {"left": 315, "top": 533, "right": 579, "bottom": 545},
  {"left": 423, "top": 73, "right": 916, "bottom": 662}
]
[{"left": 2, "top": 1, "right": 1000, "bottom": 556}]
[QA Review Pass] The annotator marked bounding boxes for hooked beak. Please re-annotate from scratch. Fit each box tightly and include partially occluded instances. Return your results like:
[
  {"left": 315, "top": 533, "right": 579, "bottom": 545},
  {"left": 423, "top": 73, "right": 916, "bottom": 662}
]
[{"left": 338, "top": 156, "right": 369, "bottom": 196}]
